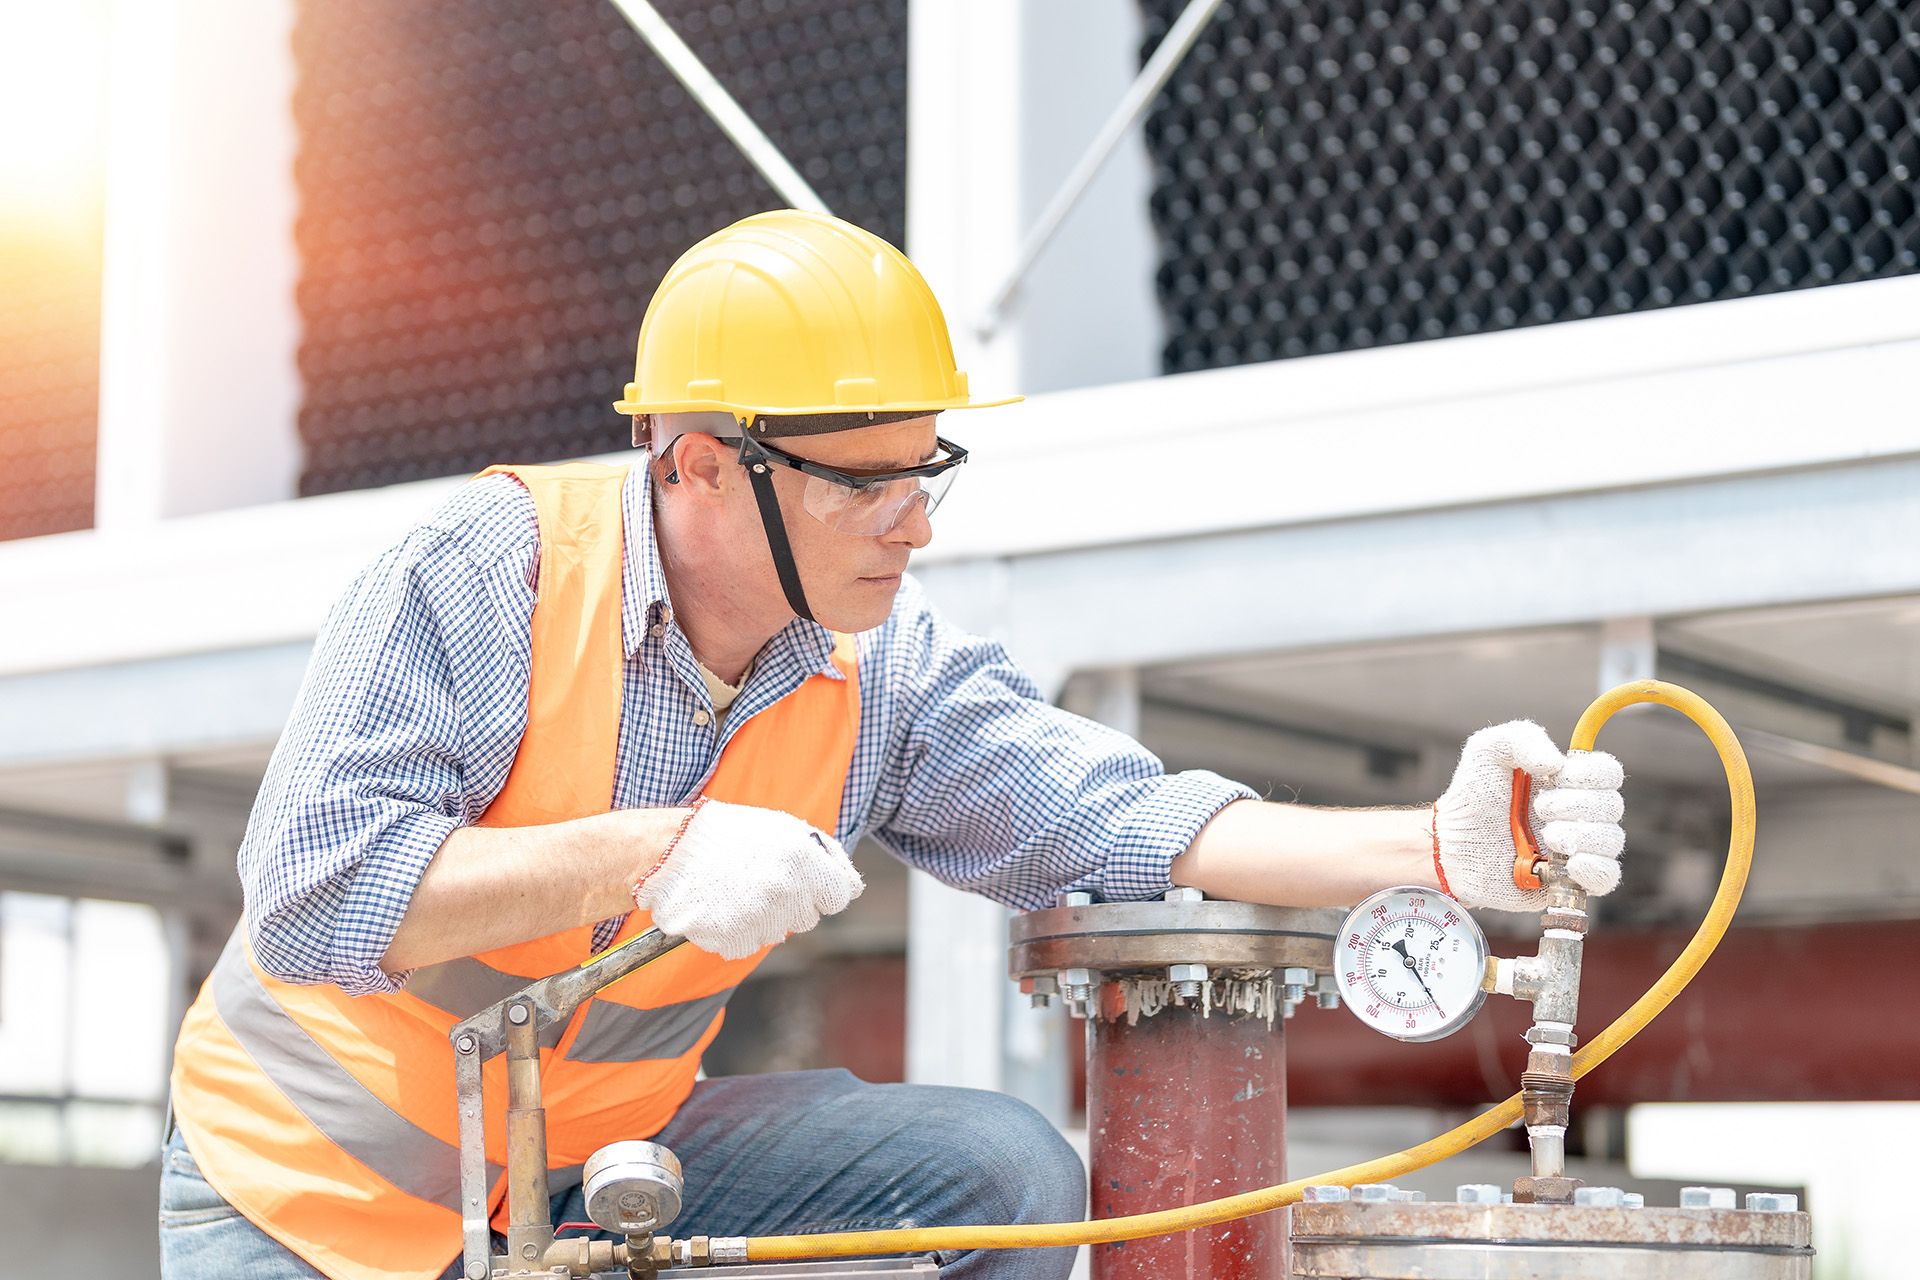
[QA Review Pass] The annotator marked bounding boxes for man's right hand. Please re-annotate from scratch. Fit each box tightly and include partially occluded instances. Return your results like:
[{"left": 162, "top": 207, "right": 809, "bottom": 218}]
[{"left": 632, "top": 798, "right": 865, "bottom": 959}]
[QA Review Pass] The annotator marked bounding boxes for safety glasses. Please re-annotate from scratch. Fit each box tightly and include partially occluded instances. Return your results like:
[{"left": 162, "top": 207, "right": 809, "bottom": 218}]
[{"left": 734, "top": 433, "right": 969, "bottom": 536}]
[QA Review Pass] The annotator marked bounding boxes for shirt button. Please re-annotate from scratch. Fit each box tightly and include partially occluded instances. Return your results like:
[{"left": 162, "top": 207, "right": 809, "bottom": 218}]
[{"left": 691, "top": 709, "right": 711, "bottom": 727}]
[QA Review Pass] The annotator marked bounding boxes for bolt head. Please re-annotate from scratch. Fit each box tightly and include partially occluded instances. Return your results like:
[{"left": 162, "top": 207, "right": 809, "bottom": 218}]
[
  {"left": 1455, "top": 1184, "right": 1502, "bottom": 1205},
  {"left": 1574, "top": 1186, "right": 1624, "bottom": 1208},
  {"left": 1680, "top": 1186, "right": 1737, "bottom": 1209},
  {"left": 1302, "top": 1185, "right": 1351, "bottom": 1203},
  {"left": 1163, "top": 886, "right": 1203, "bottom": 903},
  {"left": 455, "top": 1034, "right": 476, "bottom": 1054},
  {"left": 1168, "top": 963, "right": 1208, "bottom": 984},
  {"left": 1057, "top": 891, "right": 1093, "bottom": 908},
  {"left": 1352, "top": 1184, "right": 1394, "bottom": 1203},
  {"left": 507, "top": 1002, "right": 531, "bottom": 1026},
  {"left": 1621, "top": 1193, "right": 1645, "bottom": 1209},
  {"left": 1389, "top": 1188, "right": 1425, "bottom": 1203},
  {"left": 1746, "top": 1193, "right": 1799, "bottom": 1212},
  {"left": 1282, "top": 967, "right": 1313, "bottom": 986}
]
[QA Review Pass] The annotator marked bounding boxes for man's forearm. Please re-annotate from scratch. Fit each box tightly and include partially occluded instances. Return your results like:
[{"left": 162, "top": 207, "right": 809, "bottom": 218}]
[
  {"left": 1169, "top": 799, "right": 1438, "bottom": 907},
  {"left": 380, "top": 806, "right": 691, "bottom": 975}
]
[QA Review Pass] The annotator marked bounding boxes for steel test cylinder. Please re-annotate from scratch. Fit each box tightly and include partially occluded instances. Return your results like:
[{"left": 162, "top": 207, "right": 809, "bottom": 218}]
[{"left": 1087, "top": 984, "right": 1288, "bottom": 1280}]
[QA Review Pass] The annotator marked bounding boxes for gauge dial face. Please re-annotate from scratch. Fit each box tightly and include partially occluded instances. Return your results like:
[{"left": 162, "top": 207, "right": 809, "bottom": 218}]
[{"left": 1335, "top": 886, "right": 1489, "bottom": 1042}]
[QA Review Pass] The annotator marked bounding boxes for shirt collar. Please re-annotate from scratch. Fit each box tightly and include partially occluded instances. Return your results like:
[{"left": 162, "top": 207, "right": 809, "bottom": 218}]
[
  {"left": 621, "top": 467, "right": 673, "bottom": 657},
  {"left": 622, "top": 466, "right": 846, "bottom": 680}
]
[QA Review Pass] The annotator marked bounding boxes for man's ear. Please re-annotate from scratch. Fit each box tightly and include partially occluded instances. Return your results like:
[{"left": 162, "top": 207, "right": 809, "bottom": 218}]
[{"left": 672, "top": 433, "right": 734, "bottom": 497}]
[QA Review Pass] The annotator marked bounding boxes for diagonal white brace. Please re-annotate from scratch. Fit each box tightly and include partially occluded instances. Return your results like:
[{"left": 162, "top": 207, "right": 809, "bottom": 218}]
[
  {"left": 975, "top": 0, "right": 1229, "bottom": 339},
  {"left": 605, "top": 0, "right": 833, "bottom": 215}
]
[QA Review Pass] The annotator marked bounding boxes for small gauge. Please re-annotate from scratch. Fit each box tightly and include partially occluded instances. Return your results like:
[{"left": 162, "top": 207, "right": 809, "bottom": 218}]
[{"left": 1335, "top": 886, "right": 1490, "bottom": 1042}]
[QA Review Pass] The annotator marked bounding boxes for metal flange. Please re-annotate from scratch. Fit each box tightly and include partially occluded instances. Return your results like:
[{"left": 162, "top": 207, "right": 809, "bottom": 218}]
[{"left": 1007, "top": 899, "right": 1341, "bottom": 980}]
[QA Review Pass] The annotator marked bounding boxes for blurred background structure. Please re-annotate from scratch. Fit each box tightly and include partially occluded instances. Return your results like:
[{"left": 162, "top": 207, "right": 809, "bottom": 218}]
[{"left": 2, "top": 0, "right": 1918, "bottom": 1275}]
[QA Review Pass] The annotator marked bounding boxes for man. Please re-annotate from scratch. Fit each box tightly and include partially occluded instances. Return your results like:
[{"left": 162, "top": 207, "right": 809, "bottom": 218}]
[{"left": 161, "top": 210, "right": 1625, "bottom": 1280}]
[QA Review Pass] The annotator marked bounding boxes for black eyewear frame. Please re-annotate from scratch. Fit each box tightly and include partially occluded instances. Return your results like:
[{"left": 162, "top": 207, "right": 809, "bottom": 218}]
[{"left": 733, "top": 432, "right": 969, "bottom": 489}]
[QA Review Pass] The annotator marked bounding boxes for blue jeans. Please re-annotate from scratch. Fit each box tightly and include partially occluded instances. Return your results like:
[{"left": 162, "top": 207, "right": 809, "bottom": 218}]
[{"left": 159, "top": 1068, "right": 1085, "bottom": 1278}]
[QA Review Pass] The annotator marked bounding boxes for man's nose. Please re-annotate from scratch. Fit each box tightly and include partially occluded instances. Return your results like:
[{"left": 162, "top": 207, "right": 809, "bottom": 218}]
[{"left": 885, "top": 492, "right": 933, "bottom": 549}]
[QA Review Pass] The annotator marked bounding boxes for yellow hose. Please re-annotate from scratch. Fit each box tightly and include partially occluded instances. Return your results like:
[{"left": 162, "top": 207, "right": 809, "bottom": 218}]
[{"left": 746, "top": 679, "right": 1755, "bottom": 1261}]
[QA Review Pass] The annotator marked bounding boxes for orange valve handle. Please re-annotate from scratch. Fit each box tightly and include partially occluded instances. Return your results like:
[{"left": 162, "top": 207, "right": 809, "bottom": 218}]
[{"left": 1510, "top": 767, "right": 1544, "bottom": 891}]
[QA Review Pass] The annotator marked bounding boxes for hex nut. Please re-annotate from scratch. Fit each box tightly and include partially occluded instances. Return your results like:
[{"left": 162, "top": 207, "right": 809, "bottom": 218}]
[
  {"left": 1163, "top": 886, "right": 1204, "bottom": 903},
  {"left": 1455, "top": 1184, "right": 1502, "bottom": 1205},
  {"left": 1389, "top": 1188, "right": 1426, "bottom": 1203},
  {"left": 1352, "top": 1184, "right": 1394, "bottom": 1203},
  {"left": 1058, "top": 891, "right": 1093, "bottom": 908},
  {"left": 1746, "top": 1193, "right": 1800, "bottom": 1212},
  {"left": 1680, "top": 1186, "right": 1737, "bottom": 1209},
  {"left": 1302, "top": 1185, "right": 1351, "bottom": 1203},
  {"left": 1621, "top": 1192, "right": 1645, "bottom": 1209},
  {"left": 1574, "top": 1186, "right": 1624, "bottom": 1208}
]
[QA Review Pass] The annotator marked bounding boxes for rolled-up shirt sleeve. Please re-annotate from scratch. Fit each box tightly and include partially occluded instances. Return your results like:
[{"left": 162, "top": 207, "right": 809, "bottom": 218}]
[
  {"left": 241, "top": 477, "right": 538, "bottom": 994},
  {"left": 869, "top": 580, "right": 1256, "bottom": 907}
]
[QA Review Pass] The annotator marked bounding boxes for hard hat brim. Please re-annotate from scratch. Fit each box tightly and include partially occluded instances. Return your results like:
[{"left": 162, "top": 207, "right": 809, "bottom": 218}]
[{"left": 611, "top": 394, "right": 1024, "bottom": 418}]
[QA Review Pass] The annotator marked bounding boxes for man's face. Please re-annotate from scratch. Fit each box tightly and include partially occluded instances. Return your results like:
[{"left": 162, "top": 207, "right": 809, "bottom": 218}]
[{"left": 758, "top": 415, "right": 940, "bottom": 632}]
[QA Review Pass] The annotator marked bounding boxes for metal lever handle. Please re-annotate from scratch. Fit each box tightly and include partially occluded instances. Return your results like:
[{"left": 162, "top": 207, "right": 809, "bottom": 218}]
[{"left": 450, "top": 928, "right": 688, "bottom": 1279}]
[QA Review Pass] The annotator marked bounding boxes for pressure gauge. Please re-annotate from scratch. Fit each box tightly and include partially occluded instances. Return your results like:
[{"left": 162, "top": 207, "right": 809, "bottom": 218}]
[{"left": 1335, "top": 886, "right": 1489, "bottom": 1042}]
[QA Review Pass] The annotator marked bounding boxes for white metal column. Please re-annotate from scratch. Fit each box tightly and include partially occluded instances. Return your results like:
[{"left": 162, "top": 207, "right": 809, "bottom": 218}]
[{"left": 97, "top": 0, "right": 302, "bottom": 528}]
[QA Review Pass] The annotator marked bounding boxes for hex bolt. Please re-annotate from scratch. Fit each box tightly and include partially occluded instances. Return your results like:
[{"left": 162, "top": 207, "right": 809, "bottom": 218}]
[
  {"left": 1574, "top": 1186, "right": 1624, "bottom": 1208},
  {"left": 1313, "top": 973, "right": 1342, "bottom": 1010},
  {"left": 1352, "top": 1184, "right": 1395, "bottom": 1203},
  {"left": 1028, "top": 975, "right": 1058, "bottom": 1010},
  {"left": 455, "top": 1034, "right": 476, "bottom": 1055},
  {"left": 1680, "top": 1186, "right": 1737, "bottom": 1209},
  {"left": 507, "top": 1002, "right": 531, "bottom": 1026},
  {"left": 1746, "top": 1193, "right": 1800, "bottom": 1212},
  {"left": 1388, "top": 1188, "right": 1426, "bottom": 1203},
  {"left": 1163, "top": 886, "right": 1203, "bottom": 903},
  {"left": 1455, "top": 1184, "right": 1502, "bottom": 1205},
  {"left": 1302, "top": 1185, "right": 1351, "bottom": 1203},
  {"left": 1058, "top": 891, "right": 1093, "bottom": 908},
  {"left": 1282, "top": 967, "right": 1312, "bottom": 1004},
  {"left": 1621, "top": 1193, "right": 1645, "bottom": 1209},
  {"left": 1059, "top": 968, "right": 1094, "bottom": 1004},
  {"left": 1168, "top": 962, "right": 1208, "bottom": 1001}
]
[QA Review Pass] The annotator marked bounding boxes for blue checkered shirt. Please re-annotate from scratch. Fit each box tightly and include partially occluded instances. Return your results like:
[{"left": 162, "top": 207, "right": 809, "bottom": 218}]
[{"left": 240, "top": 470, "right": 1255, "bottom": 995}]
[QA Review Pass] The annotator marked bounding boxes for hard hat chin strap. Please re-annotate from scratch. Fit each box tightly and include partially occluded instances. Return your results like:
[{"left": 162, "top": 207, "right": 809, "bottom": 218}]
[{"left": 743, "top": 458, "right": 815, "bottom": 623}]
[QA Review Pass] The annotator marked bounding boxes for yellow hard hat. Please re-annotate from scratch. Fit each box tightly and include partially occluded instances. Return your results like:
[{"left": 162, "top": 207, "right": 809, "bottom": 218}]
[{"left": 612, "top": 209, "right": 1020, "bottom": 424}]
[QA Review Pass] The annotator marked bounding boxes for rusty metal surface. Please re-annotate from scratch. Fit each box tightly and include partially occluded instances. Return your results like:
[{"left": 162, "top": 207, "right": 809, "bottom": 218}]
[
  {"left": 1089, "top": 983, "right": 1290, "bottom": 1279},
  {"left": 1291, "top": 1202, "right": 1812, "bottom": 1249},
  {"left": 1292, "top": 1240, "right": 1810, "bottom": 1279},
  {"left": 1293, "top": 1203, "right": 1814, "bottom": 1279},
  {"left": 1009, "top": 901, "right": 1340, "bottom": 978}
]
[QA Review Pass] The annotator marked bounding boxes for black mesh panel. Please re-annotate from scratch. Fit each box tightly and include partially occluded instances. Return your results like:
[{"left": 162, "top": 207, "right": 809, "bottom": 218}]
[
  {"left": 293, "top": 0, "right": 908, "bottom": 495},
  {"left": 1137, "top": 0, "right": 1920, "bottom": 372}
]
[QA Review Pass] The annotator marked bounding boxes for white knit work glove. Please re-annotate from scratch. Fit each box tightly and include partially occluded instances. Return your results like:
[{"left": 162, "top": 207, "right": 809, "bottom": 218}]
[
  {"left": 634, "top": 798, "right": 864, "bottom": 960},
  {"left": 1432, "top": 721, "right": 1626, "bottom": 912}
]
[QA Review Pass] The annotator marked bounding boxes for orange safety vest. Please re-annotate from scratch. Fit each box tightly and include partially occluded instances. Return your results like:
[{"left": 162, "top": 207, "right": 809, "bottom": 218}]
[{"left": 168, "top": 463, "right": 861, "bottom": 1280}]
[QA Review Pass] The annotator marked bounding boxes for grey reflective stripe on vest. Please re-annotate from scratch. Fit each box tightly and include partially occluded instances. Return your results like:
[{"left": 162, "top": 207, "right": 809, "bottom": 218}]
[
  {"left": 406, "top": 956, "right": 542, "bottom": 1019},
  {"left": 210, "top": 934, "right": 503, "bottom": 1214},
  {"left": 565, "top": 988, "right": 735, "bottom": 1063}
]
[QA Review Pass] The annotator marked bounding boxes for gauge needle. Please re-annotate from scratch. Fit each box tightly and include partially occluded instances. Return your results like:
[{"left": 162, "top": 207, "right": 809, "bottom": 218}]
[{"left": 1389, "top": 939, "right": 1438, "bottom": 1004}]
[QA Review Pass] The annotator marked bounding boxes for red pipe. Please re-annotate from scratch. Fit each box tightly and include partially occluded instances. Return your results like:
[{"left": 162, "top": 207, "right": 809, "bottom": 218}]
[
  {"left": 1287, "top": 921, "right": 1920, "bottom": 1107},
  {"left": 1085, "top": 984, "right": 1288, "bottom": 1279}
]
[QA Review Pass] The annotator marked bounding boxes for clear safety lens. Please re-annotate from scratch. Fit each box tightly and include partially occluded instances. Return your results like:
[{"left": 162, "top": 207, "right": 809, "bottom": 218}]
[{"left": 799, "top": 466, "right": 960, "bottom": 536}]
